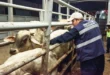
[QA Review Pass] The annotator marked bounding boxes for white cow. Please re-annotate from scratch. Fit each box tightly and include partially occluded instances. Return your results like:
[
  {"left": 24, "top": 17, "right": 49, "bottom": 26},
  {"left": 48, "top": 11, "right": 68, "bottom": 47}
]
[
  {"left": 50, "top": 29, "right": 71, "bottom": 59},
  {"left": 4, "top": 28, "right": 45, "bottom": 54},
  {"left": 4, "top": 29, "right": 72, "bottom": 60},
  {"left": 3, "top": 21, "right": 73, "bottom": 74},
  {"left": 0, "top": 48, "right": 57, "bottom": 75}
]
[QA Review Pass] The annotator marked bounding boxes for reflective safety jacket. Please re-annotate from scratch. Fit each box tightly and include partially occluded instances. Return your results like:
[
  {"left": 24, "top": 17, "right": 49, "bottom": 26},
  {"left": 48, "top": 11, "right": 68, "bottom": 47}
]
[
  {"left": 74, "top": 20, "right": 105, "bottom": 62},
  {"left": 106, "top": 31, "right": 110, "bottom": 38}
]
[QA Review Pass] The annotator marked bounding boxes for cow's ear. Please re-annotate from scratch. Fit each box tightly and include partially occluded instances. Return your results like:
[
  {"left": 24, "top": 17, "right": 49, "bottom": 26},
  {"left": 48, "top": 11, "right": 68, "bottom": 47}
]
[
  {"left": 29, "top": 29, "right": 36, "bottom": 36},
  {"left": 4, "top": 36, "right": 15, "bottom": 43}
]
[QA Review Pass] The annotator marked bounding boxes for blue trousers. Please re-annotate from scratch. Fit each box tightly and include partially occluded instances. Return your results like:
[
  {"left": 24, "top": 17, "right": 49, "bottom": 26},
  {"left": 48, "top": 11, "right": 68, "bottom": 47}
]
[{"left": 80, "top": 55, "right": 105, "bottom": 75}]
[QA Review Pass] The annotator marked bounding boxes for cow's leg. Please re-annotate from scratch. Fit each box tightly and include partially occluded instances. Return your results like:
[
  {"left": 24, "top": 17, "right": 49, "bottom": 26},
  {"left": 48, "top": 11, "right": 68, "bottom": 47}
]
[
  {"left": 51, "top": 69, "right": 57, "bottom": 75},
  {"left": 24, "top": 73, "right": 32, "bottom": 75}
]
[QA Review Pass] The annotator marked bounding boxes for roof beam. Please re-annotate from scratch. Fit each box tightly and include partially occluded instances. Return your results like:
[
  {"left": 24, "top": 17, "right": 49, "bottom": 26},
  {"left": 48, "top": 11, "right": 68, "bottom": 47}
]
[{"left": 69, "top": 0, "right": 108, "bottom": 3}]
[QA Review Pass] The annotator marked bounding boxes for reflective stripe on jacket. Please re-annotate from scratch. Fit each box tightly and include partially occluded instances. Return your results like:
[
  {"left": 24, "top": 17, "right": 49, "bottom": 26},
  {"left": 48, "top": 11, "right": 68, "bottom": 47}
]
[
  {"left": 107, "top": 31, "right": 110, "bottom": 38},
  {"left": 74, "top": 20, "right": 105, "bottom": 62}
]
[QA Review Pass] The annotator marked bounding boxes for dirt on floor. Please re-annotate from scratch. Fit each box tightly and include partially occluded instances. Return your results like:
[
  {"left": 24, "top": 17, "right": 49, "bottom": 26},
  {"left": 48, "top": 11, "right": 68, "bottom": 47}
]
[
  {"left": 103, "top": 38, "right": 110, "bottom": 75},
  {"left": 0, "top": 45, "right": 10, "bottom": 64},
  {"left": 104, "top": 53, "right": 110, "bottom": 75},
  {"left": 70, "top": 54, "right": 110, "bottom": 75},
  {"left": 69, "top": 39, "right": 110, "bottom": 75}
]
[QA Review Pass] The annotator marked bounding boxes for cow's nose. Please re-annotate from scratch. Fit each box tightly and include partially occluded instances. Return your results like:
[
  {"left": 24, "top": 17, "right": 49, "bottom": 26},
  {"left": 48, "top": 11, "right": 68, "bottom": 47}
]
[{"left": 10, "top": 48, "right": 17, "bottom": 55}]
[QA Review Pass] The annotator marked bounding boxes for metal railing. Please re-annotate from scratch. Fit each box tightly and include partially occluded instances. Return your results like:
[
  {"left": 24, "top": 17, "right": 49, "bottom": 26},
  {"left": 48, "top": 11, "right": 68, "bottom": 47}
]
[{"left": 0, "top": 0, "right": 94, "bottom": 75}]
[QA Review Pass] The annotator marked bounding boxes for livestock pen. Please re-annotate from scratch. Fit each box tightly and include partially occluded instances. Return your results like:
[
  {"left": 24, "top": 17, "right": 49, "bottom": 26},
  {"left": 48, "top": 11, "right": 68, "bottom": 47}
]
[{"left": 0, "top": 0, "right": 94, "bottom": 75}]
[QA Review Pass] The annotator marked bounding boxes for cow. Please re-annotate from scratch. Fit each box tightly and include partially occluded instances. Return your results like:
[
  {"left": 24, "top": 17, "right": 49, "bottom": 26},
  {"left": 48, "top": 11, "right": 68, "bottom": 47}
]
[
  {"left": 50, "top": 29, "right": 71, "bottom": 59},
  {"left": 3, "top": 20, "right": 74, "bottom": 74},
  {"left": 4, "top": 29, "right": 74, "bottom": 73},
  {"left": 5, "top": 20, "right": 72, "bottom": 55},
  {"left": 4, "top": 28, "right": 45, "bottom": 55},
  {"left": 0, "top": 48, "right": 57, "bottom": 75},
  {"left": 4, "top": 29, "right": 72, "bottom": 59}
]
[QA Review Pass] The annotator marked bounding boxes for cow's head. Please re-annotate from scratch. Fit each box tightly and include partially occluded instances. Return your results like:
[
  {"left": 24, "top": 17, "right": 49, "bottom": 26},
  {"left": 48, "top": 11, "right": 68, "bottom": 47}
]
[{"left": 4, "top": 30, "right": 43, "bottom": 55}]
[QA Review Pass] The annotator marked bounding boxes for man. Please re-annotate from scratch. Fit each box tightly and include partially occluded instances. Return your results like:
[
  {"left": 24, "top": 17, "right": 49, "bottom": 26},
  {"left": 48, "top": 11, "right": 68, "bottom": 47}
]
[
  {"left": 106, "top": 26, "right": 110, "bottom": 53},
  {"left": 50, "top": 12, "right": 105, "bottom": 75}
]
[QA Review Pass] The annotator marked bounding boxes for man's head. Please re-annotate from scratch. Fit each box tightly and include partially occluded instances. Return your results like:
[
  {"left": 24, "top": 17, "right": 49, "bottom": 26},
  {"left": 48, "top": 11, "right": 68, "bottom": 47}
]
[{"left": 68, "top": 12, "right": 83, "bottom": 26}]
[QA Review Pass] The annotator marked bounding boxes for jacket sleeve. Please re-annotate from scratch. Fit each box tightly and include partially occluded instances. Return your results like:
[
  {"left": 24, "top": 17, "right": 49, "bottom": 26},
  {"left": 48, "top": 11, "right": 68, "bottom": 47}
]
[{"left": 50, "top": 28, "right": 79, "bottom": 45}]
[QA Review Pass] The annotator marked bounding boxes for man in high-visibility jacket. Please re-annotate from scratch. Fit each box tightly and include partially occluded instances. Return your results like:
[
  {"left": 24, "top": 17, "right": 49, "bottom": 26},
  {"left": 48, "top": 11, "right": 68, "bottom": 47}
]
[
  {"left": 50, "top": 12, "right": 105, "bottom": 75},
  {"left": 106, "top": 27, "right": 110, "bottom": 53}
]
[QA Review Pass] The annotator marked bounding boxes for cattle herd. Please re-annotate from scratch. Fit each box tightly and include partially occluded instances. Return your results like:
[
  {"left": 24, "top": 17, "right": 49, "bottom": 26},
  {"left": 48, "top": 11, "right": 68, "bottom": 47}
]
[{"left": 0, "top": 21, "right": 74, "bottom": 75}]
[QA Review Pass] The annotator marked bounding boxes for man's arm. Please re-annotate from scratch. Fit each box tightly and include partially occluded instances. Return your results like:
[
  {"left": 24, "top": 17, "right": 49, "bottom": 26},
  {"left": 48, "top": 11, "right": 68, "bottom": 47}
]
[{"left": 50, "top": 28, "right": 79, "bottom": 45}]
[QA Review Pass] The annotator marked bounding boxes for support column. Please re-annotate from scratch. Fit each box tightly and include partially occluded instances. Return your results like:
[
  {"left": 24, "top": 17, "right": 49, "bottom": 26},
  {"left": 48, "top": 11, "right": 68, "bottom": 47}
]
[
  {"left": 84, "top": 14, "right": 87, "bottom": 20},
  {"left": 58, "top": 4, "right": 62, "bottom": 20},
  {"left": 41, "top": 0, "right": 53, "bottom": 75},
  {"left": 8, "top": 0, "right": 13, "bottom": 22},
  {"left": 67, "top": 1, "right": 70, "bottom": 19},
  {"left": 8, "top": 0, "right": 14, "bottom": 36}
]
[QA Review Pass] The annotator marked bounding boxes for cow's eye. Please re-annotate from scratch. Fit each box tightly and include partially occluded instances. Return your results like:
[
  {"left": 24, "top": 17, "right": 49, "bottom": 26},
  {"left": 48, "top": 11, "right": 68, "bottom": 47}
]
[
  {"left": 22, "top": 38, "right": 27, "bottom": 45},
  {"left": 19, "top": 37, "right": 27, "bottom": 47}
]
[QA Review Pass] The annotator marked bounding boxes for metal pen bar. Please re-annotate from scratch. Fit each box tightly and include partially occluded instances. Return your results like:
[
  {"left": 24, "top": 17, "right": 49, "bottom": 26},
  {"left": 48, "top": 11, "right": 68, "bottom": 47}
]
[
  {"left": 0, "top": 1, "right": 44, "bottom": 12},
  {"left": 0, "top": 22, "right": 72, "bottom": 31},
  {"left": 69, "top": 0, "right": 108, "bottom": 2},
  {"left": 0, "top": 1, "right": 94, "bottom": 20},
  {"left": 0, "top": 41, "right": 13, "bottom": 47},
  {"left": 48, "top": 49, "right": 73, "bottom": 73},
  {"left": 41, "top": 0, "right": 53, "bottom": 75},
  {"left": 54, "top": 0, "right": 94, "bottom": 18},
  {"left": 54, "top": 0, "right": 86, "bottom": 14},
  {"left": 60, "top": 54, "right": 77, "bottom": 75},
  {"left": 52, "top": 12, "right": 68, "bottom": 16}
]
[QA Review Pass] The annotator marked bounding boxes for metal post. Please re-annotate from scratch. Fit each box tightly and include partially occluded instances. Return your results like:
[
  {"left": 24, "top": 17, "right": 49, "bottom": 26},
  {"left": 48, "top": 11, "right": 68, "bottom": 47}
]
[
  {"left": 8, "top": 0, "right": 14, "bottom": 36},
  {"left": 67, "top": 1, "right": 70, "bottom": 19},
  {"left": 89, "top": 16, "right": 91, "bottom": 20},
  {"left": 41, "top": 0, "right": 53, "bottom": 75},
  {"left": 67, "top": 8, "right": 70, "bottom": 19},
  {"left": 84, "top": 14, "right": 87, "bottom": 20},
  {"left": 8, "top": 0, "right": 13, "bottom": 22},
  {"left": 107, "top": 0, "right": 110, "bottom": 25},
  {"left": 40, "top": 0, "right": 45, "bottom": 21},
  {"left": 58, "top": 4, "right": 62, "bottom": 20},
  {"left": 8, "top": 0, "right": 14, "bottom": 52},
  {"left": 40, "top": 11, "right": 44, "bottom": 21},
  {"left": 42, "top": 0, "right": 45, "bottom": 10}
]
